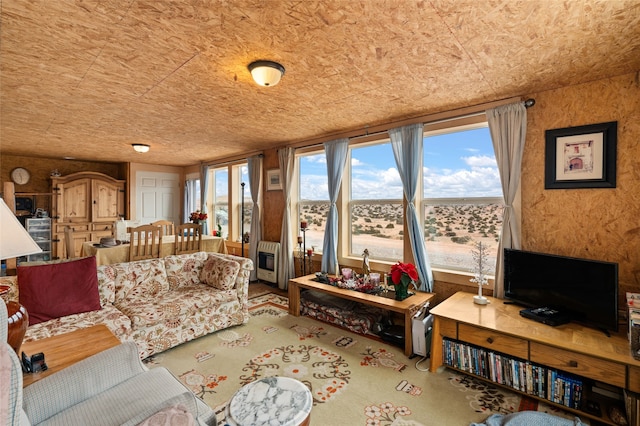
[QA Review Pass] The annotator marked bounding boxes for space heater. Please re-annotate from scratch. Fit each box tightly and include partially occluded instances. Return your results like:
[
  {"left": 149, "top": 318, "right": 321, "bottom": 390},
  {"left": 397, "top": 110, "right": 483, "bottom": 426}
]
[{"left": 257, "top": 241, "right": 280, "bottom": 284}]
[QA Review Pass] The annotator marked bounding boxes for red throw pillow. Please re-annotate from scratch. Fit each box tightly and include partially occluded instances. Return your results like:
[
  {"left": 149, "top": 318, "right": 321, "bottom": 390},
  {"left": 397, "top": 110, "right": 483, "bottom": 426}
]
[{"left": 18, "top": 256, "right": 101, "bottom": 325}]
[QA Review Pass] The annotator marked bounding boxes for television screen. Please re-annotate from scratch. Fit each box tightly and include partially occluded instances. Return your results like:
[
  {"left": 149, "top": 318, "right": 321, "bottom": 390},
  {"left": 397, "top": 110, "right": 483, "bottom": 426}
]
[{"left": 504, "top": 248, "right": 618, "bottom": 333}]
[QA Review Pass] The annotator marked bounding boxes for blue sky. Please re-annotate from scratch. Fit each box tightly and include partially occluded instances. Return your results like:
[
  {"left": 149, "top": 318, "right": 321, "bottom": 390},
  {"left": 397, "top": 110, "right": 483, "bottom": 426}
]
[{"left": 300, "top": 126, "right": 503, "bottom": 200}]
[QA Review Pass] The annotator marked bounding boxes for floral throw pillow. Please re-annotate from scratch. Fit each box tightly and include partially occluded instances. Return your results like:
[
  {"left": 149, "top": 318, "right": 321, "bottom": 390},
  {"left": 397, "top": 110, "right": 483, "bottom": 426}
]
[{"left": 199, "top": 255, "right": 240, "bottom": 290}]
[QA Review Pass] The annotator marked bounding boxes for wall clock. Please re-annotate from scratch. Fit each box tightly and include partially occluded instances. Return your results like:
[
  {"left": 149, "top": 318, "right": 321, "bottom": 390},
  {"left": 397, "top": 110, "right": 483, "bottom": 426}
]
[{"left": 10, "top": 167, "right": 31, "bottom": 185}]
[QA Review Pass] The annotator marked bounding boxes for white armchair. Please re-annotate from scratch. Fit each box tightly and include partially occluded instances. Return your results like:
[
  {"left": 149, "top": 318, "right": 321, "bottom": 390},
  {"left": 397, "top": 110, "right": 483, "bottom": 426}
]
[{"left": 1, "top": 302, "right": 216, "bottom": 426}]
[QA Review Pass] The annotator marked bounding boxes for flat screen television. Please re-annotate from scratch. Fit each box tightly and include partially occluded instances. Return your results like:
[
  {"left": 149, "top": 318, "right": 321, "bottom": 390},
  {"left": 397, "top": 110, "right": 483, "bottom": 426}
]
[{"left": 503, "top": 248, "right": 619, "bottom": 333}]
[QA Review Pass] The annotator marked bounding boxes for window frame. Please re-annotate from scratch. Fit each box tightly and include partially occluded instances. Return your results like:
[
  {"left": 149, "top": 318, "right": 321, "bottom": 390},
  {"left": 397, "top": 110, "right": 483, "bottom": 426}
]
[{"left": 292, "top": 114, "right": 506, "bottom": 286}]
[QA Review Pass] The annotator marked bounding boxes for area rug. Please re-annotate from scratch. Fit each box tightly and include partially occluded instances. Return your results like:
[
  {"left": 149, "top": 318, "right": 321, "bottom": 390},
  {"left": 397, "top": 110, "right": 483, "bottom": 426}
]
[{"left": 145, "top": 293, "right": 584, "bottom": 425}]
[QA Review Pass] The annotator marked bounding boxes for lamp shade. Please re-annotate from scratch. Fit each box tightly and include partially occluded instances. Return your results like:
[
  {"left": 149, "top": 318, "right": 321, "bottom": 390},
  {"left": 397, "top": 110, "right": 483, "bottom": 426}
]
[
  {"left": 248, "top": 61, "right": 285, "bottom": 87},
  {"left": 0, "top": 198, "right": 42, "bottom": 260}
]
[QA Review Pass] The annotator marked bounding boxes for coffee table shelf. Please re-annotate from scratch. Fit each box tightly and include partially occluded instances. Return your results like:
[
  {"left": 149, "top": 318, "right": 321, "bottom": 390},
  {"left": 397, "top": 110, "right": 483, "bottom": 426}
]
[{"left": 288, "top": 274, "right": 435, "bottom": 356}]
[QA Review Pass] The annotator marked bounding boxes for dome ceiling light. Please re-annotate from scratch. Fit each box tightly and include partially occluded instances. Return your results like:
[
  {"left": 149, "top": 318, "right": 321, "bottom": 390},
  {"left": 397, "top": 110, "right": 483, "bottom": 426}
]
[
  {"left": 132, "top": 144, "right": 150, "bottom": 153},
  {"left": 248, "top": 60, "right": 285, "bottom": 87}
]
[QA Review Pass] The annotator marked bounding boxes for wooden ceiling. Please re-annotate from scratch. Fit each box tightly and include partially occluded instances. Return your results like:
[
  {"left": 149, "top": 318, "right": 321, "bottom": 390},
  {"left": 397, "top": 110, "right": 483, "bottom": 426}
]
[{"left": 1, "top": 1, "right": 639, "bottom": 167}]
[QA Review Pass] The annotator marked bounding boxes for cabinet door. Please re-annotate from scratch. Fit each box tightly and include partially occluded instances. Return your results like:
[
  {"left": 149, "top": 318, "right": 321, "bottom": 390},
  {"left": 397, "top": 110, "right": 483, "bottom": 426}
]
[
  {"left": 57, "top": 179, "right": 91, "bottom": 222},
  {"left": 92, "top": 179, "right": 124, "bottom": 222}
]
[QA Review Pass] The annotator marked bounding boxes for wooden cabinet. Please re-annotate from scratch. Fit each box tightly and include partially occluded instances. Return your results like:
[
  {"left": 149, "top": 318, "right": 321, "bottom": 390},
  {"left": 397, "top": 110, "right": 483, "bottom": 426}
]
[
  {"left": 430, "top": 291, "right": 640, "bottom": 425},
  {"left": 51, "top": 172, "right": 125, "bottom": 259}
]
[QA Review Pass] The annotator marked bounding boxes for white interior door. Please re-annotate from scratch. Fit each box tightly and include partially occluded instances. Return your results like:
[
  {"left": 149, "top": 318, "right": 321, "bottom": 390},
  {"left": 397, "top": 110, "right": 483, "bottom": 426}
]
[{"left": 136, "top": 171, "right": 180, "bottom": 225}]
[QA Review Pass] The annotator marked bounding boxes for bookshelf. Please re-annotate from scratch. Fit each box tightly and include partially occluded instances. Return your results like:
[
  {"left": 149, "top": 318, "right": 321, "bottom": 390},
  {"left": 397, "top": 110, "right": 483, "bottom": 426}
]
[{"left": 430, "top": 292, "right": 640, "bottom": 425}]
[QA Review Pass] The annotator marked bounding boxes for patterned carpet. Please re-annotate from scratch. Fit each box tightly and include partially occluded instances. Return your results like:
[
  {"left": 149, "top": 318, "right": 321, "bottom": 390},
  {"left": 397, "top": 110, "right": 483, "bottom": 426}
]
[{"left": 145, "top": 293, "right": 581, "bottom": 425}]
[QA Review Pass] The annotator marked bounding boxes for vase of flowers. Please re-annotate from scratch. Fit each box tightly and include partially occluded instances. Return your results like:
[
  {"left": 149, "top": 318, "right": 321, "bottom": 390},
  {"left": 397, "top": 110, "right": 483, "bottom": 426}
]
[
  {"left": 189, "top": 210, "right": 207, "bottom": 224},
  {"left": 389, "top": 262, "right": 418, "bottom": 301}
]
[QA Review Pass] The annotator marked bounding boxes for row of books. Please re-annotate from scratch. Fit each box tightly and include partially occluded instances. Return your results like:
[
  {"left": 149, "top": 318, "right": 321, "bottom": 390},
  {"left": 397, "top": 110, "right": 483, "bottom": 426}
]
[
  {"left": 443, "top": 338, "right": 583, "bottom": 409},
  {"left": 624, "top": 390, "right": 640, "bottom": 426},
  {"left": 628, "top": 292, "right": 640, "bottom": 361}
]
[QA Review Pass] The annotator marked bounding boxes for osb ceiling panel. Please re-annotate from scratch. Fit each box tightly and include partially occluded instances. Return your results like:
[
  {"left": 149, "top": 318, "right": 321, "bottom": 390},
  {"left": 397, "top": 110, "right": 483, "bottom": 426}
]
[{"left": 1, "top": 0, "right": 639, "bottom": 166}]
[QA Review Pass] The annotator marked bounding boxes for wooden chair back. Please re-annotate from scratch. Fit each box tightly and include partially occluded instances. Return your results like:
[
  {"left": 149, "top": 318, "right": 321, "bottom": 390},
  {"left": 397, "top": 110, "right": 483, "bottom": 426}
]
[
  {"left": 174, "top": 223, "right": 203, "bottom": 255},
  {"left": 150, "top": 220, "right": 175, "bottom": 236},
  {"left": 129, "top": 225, "right": 163, "bottom": 261},
  {"left": 64, "top": 226, "right": 75, "bottom": 259}
]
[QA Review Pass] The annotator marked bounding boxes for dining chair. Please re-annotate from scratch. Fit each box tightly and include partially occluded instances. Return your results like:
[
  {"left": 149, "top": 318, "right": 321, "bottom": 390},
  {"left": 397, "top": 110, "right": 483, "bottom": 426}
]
[
  {"left": 174, "top": 223, "right": 203, "bottom": 255},
  {"left": 150, "top": 220, "right": 175, "bottom": 236},
  {"left": 128, "top": 225, "right": 163, "bottom": 261},
  {"left": 64, "top": 226, "right": 76, "bottom": 259}
]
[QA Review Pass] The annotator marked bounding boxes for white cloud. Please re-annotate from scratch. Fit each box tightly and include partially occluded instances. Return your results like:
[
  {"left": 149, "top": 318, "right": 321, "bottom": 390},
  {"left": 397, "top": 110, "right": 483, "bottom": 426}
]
[
  {"left": 424, "top": 166, "right": 502, "bottom": 197},
  {"left": 304, "top": 154, "right": 326, "bottom": 164},
  {"left": 463, "top": 155, "right": 496, "bottom": 167}
]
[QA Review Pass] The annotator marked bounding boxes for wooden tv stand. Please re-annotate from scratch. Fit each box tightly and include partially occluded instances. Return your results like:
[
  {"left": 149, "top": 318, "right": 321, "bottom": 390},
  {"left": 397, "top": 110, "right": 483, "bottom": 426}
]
[{"left": 430, "top": 291, "right": 640, "bottom": 425}]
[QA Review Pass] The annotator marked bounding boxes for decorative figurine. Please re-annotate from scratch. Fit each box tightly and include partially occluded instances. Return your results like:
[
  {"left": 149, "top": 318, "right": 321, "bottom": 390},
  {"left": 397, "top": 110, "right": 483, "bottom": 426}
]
[
  {"left": 362, "top": 249, "right": 370, "bottom": 276},
  {"left": 470, "top": 241, "right": 490, "bottom": 305}
]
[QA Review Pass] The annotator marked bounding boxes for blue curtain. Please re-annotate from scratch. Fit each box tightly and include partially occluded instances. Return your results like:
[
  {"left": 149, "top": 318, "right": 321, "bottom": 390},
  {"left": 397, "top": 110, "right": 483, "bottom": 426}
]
[
  {"left": 321, "top": 138, "right": 349, "bottom": 276},
  {"left": 200, "top": 164, "right": 210, "bottom": 235},
  {"left": 388, "top": 123, "right": 434, "bottom": 291},
  {"left": 247, "top": 156, "right": 263, "bottom": 281}
]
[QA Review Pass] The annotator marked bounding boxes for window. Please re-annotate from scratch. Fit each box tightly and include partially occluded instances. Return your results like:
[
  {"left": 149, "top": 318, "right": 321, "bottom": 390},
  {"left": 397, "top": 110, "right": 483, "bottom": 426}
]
[
  {"left": 297, "top": 153, "right": 328, "bottom": 252},
  {"left": 293, "top": 118, "right": 503, "bottom": 276},
  {"left": 422, "top": 125, "right": 503, "bottom": 274},
  {"left": 184, "top": 177, "right": 201, "bottom": 221},
  {"left": 350, "top": 141, "right": 403, "bottom": 261},
  {"left": 236, "top": 164, "right": 252, "bottom": 242},
  {"left": 211, "top": 168, "right": 229, "bottom": 238},
  {"left": 203, "top": 162, "right": 250, "bottom": 241}
]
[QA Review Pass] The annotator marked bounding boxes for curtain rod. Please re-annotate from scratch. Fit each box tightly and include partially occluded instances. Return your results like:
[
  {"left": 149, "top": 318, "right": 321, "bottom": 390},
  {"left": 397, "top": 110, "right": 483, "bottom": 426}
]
[
  {"left": 289, "top": 96, "right": 534, "bottom": 151},
  {"left": 202, "top": 152, "right": 263, "bottom": 168}
]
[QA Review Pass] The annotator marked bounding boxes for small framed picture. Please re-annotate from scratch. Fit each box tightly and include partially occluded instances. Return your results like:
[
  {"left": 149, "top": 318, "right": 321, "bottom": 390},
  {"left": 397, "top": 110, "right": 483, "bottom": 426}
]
[
  {"left": 266, "top": 169, "right": 282, "bottom": 191},
  {"left": 544, "top": 121, "right": 617, "bottom": 189}
]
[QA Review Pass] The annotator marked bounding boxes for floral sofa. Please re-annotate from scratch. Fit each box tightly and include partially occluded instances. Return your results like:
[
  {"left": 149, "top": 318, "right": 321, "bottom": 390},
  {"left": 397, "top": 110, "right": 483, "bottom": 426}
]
[{"left": 0, "top": 251, "right": 253, "bottom": 359}]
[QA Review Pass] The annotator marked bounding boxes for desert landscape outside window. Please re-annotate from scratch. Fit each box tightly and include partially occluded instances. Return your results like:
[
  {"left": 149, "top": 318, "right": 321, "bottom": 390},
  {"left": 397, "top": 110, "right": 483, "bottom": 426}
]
[
  {"left": 422, "top": 125, "right": 503, "bottom": 274},
  {"left": 296, "top": 122, "right": 504, "bottom": 274}
]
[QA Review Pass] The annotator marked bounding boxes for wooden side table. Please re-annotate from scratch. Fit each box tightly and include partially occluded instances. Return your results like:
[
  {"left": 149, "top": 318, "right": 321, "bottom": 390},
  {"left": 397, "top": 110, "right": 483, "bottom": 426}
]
[{"left": 21, "top": 324, "right": 121, "bottom": 387}]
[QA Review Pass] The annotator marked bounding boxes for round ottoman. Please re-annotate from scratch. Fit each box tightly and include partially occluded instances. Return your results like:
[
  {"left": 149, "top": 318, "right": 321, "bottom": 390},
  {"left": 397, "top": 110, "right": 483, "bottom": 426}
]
[{"left": 226, "top": 377, "right": 312, "bottom": 426}]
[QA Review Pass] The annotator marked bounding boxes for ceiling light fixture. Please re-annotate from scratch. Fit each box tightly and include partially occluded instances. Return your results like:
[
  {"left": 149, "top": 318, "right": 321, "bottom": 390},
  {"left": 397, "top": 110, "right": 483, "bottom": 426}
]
[
  {"left": 132, "top": 144, "right": 150, "bottom": 153},
  {"left": 248, "top": 60, "right": 285, "bottom": 87}
]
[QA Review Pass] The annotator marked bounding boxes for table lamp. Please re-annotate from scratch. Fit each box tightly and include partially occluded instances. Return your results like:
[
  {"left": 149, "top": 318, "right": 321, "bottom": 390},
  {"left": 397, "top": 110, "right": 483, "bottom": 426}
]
[{"left": 0, "top": 197, "right": 42, "bottom": 353}]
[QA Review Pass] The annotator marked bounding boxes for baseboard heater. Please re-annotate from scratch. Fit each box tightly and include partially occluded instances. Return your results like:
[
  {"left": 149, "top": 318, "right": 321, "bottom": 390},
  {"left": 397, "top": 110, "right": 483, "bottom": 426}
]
[{"left": 257, "top": 241, "right": 280, "bottom": 284}]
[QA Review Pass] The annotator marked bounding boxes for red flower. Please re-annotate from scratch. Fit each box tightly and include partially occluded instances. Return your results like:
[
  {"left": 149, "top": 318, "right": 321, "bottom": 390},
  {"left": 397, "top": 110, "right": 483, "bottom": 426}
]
[{"left": 390, "top": 262, "right": 418, "bottom": 285}]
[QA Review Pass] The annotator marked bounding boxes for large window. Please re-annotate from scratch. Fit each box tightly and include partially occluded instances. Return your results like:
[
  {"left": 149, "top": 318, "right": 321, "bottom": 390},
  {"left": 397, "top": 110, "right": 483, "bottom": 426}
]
[
  {"left": 201, "top": 162, "right": 251, "bottom": 242},
  {"left": 294, "top": 119, "right": 504, "bottom": 275},
  {"left": 350, "top": 142, "right": 403, "bottom": 261},
  {"left": 211, "top": 168, "right": 229, "bottom": 238},
  {"left": 422, "top": 125, "right": 503, "bottom": 274},
  {"left": 298, "top": 153, "right": 328, "bottom": 252},
  {"left": 236, "top": 164, "right": 252, "bottom": 242}
]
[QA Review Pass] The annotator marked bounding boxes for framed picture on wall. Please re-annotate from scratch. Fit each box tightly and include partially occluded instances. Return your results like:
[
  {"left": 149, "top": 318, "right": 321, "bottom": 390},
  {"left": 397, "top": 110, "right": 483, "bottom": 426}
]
[
  {"left": 544, "top": 121, "right": 617, "bottom": 189},
  {"left": 266, "top": 169, "right": 282, "bottom": 191}
]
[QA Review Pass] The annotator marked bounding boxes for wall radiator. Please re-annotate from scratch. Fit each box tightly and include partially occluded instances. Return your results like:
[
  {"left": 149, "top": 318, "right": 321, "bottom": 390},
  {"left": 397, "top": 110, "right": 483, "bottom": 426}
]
[{"left": 257, "top": 241, "right": 280, "bottom": 284}]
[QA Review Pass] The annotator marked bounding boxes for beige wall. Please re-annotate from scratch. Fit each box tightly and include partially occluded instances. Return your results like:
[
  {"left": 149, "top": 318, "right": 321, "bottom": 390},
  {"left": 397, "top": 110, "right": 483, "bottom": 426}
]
[{"left": 522, "top": 72, "right": 640, "bottom": 305}]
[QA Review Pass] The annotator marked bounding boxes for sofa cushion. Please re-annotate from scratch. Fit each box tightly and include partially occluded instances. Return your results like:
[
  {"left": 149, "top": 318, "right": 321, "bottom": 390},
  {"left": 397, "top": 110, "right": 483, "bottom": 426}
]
[
  {"left": 118, "top": 287, "right": 237, "bottom": 329},
  {"left": 96, "top": 264, "right": 118, "bottom": 306},
  {"left": 18, "top": 256, "right": 101, "bottom": 325},
  {"left": 164, "top": 252, "right": 209, "bottom": 290},
  {"left": 112, "top": 258, "right": 170, "bottom": 305},
  {"left": 23, "top": 304, "right": 131, "bottom": 343},
  {"left": 200, "top": 254, "right": 240, "bottom": 290}
]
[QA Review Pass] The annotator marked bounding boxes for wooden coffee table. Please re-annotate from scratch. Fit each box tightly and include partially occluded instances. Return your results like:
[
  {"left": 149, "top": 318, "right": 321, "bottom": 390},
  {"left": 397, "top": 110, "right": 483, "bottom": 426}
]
[
  {"left": 20, "top": 324, "right": 121, "bottom": 387},
  {"left": 289, "top": 274, "right": 435, "bottom": 356}
]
